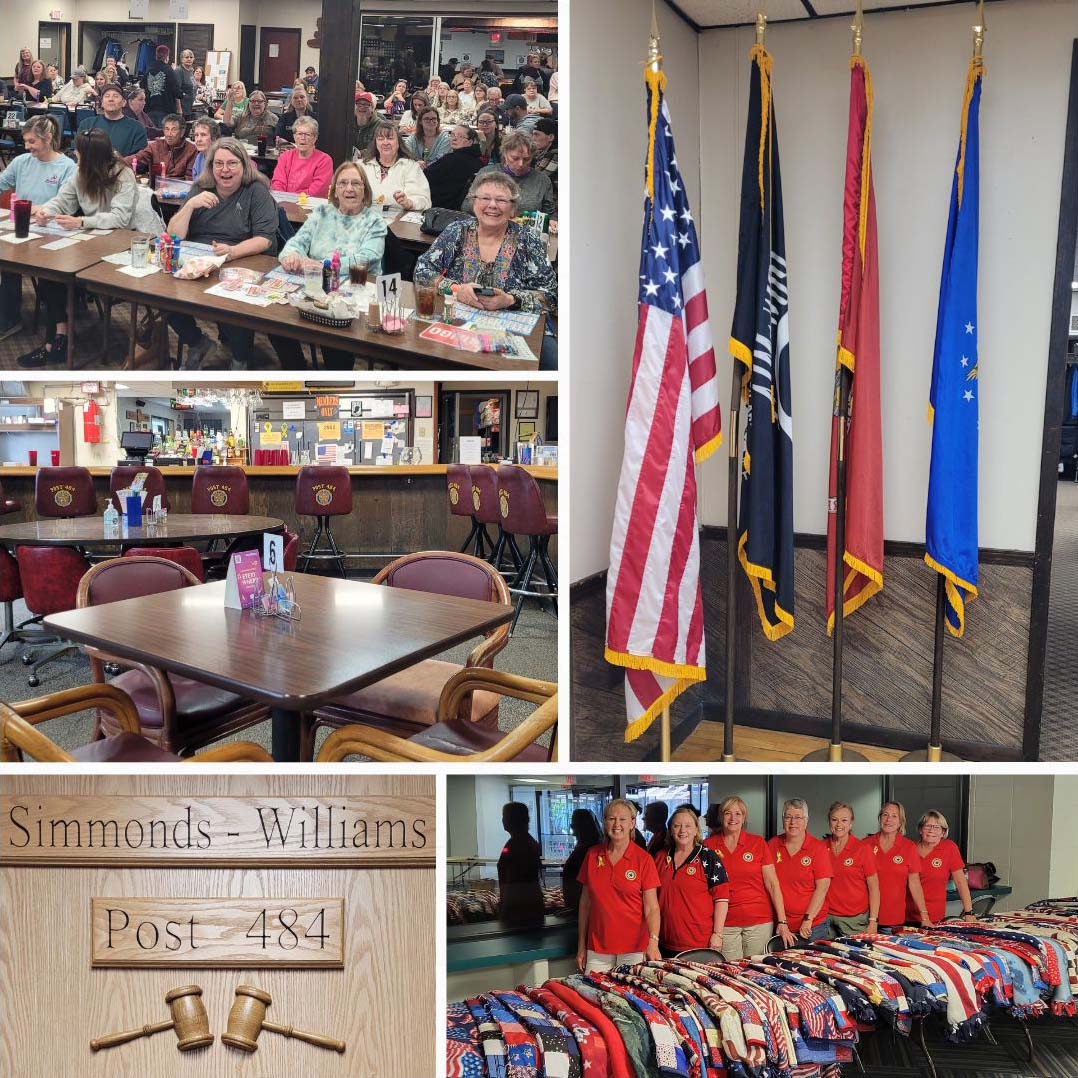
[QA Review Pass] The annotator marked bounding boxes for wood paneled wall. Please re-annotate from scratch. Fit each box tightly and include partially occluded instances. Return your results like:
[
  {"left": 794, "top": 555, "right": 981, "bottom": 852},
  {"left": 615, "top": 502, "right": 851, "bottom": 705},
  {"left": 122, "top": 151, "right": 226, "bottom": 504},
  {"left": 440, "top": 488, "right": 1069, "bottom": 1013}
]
[{"left": 0, "top": 775, "right": 434, "bottom": 1078}]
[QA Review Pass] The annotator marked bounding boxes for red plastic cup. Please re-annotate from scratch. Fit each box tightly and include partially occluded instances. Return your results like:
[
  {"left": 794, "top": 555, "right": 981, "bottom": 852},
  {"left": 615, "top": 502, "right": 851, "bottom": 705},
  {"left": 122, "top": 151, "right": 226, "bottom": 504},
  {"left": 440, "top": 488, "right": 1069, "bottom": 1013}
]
[
  {"left": 13, "top": 199, "right": 31, "bottom": 239},
  {"left": 51, "top": 449, "right": 60, "bottom": 466},
  {"left": 27, "top": 450, "right": 37, "bottom": 466}
]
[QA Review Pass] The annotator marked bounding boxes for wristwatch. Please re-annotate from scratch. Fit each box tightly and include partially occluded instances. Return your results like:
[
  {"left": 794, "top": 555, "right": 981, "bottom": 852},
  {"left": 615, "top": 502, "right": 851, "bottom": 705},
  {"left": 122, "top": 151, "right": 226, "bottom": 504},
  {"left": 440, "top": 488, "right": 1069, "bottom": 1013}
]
[{"left": 649, "top": 933, "right": 659, "bottom": 941}]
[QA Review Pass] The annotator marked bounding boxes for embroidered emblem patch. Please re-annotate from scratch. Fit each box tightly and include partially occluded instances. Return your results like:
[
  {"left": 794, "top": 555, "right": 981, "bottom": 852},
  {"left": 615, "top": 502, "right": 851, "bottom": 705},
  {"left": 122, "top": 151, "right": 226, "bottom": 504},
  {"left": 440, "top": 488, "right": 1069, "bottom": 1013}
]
[
  {"left": 53, "top": 488, "right": 72, "bottom": 507},
  {"left": 472, "top": 485, "right": 481, "bottom": 511},
  {"left": 931, "top": 857, "right": 943, "bottom": 869},
  {"left": 449, "top": 482, "right": 460, "bottom": 505},
  {"left": 844, "top": 857, "right": 855, "bottom": 867},
  {"left": 893, "top": 855, "right": 904, "bottom": 865},
  {"left": 499, "top": 489, "right": 510, "bottom": 518},
  {"left": 686, "top": 865, "right": 696, "bottom": 876},
  {"left": 210, "top": 489, "right": 228, "bottom": 507},
  {"left": 624, "top": 869, "right": 637, "bottom": 881},
  {"left": 315, "top": 487, "right": 334, "bottom": 506},
  {"left": 800, "top": 855, "right": 812, "bottom": 867},
  {"left": 743, "top": 852, "right": 753, "bottom": 862}
]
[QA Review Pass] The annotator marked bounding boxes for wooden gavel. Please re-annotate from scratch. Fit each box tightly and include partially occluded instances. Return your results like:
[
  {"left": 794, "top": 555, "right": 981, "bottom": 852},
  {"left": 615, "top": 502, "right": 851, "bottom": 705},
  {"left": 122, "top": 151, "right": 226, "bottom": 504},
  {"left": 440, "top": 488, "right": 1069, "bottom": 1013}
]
[
  {"left": 90, "top": 985, "right": 214, "bottom": 1052},
  {"left": 221, "top": 985, "right": 346, "bottom": 1053}
]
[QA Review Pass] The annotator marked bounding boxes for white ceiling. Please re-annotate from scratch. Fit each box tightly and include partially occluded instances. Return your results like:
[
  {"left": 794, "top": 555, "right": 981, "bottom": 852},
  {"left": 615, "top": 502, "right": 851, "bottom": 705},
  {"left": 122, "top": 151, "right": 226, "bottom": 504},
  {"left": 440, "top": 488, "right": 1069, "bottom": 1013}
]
[{"left": 668, "top": 0, "right": 996, "bottom": 30}]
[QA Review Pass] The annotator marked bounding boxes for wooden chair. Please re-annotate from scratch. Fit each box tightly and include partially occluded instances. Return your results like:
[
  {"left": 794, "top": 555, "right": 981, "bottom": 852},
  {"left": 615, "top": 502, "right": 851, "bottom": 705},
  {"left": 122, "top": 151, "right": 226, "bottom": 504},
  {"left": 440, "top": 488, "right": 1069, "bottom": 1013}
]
[
  {"left": 303, "top": 551, "right": 512, "bottom": 760},
  {"left": 0, "top": 683, "right": 272, "bottom": 763},
  {"left": 77, "top": 556, "right": 269, "bottom": 754},
  {"left": 317, "top": 669, "right": 557, "bottom": 763}
]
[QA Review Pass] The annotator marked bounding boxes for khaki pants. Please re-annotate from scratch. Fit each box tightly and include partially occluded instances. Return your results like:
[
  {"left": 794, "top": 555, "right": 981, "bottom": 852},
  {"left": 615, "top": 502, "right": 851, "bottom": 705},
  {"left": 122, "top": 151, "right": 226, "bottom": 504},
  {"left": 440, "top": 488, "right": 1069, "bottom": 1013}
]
[
  {"left": 721, "top": 922, "right": 773, "bottom": 960},
  {"left": 828, "top": 911, "right": 870, "bottom": 937},
  {"left": 585, "top": 951, "right": 644, "bottom": 973}
]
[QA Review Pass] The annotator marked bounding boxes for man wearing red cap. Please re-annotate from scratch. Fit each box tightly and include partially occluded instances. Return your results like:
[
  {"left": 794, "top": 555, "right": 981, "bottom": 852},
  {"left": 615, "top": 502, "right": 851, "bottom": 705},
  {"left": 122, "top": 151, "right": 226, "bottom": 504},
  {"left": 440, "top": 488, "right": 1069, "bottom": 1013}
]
[
  {"left": 144, "top": 44, "right": 181, "bottom": 126},
  {"left": 353, "top": 92, "right": 379, "bottom": 155}
]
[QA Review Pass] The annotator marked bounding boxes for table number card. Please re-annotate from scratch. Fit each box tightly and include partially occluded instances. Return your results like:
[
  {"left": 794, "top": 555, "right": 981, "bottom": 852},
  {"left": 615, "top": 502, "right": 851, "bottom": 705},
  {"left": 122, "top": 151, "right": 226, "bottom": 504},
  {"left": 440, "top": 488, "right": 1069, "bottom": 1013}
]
[{"left": 224, "top": 550, "right": 264, "bottom": 609}]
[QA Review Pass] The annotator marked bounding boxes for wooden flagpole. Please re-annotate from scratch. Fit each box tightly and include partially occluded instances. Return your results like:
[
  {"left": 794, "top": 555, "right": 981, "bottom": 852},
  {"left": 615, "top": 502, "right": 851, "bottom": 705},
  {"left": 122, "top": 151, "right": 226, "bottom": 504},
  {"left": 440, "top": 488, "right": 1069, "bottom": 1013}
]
[{"left": 803, "top": 3, "right": 868, "bottom": 763}]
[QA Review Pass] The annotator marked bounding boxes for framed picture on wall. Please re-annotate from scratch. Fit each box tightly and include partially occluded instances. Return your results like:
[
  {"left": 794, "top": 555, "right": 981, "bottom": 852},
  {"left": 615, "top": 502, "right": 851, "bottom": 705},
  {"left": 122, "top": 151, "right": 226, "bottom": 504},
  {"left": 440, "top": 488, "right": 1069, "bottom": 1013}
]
[
  {"left": 415, "top": 395, "right": 433, "bottom": 419},
  {"left": 515, "top": 390, "right": 538, "bottom": 420},
  {"left": 517, "top": 421, "right": 536, "bottom": 439}
]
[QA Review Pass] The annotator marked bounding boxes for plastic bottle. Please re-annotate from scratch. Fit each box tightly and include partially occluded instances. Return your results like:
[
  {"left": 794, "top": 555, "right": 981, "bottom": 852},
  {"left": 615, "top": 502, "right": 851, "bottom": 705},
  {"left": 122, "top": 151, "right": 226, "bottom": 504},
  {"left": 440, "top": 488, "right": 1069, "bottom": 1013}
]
[
  {"left": 330, "top": 250, "right": 341, "bottom": 292},
  {"left": 103, "top": 501, "right": 119, "bottom": 528},
  {"left": 322, "top": 258, "right": 333, "bottom": 294}
]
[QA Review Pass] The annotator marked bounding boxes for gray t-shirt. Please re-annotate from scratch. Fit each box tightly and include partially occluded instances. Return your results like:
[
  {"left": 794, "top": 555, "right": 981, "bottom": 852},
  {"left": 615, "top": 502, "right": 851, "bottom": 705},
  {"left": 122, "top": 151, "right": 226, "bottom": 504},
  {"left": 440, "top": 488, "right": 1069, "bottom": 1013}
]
[{"left": 183, "top": 180, "right": 279, "bottom": 254}]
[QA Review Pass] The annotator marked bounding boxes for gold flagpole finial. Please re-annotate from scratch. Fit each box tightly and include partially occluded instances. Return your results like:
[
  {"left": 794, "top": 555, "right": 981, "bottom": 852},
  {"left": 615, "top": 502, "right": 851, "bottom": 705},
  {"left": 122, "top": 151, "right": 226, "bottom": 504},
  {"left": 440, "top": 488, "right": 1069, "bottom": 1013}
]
[
  {"left": 973, "top": 0, "right": 986, "bottom": 60},
  {"left": 851, "top": 0, "right": 864, "bottom": 56},
  {"left": 755, "top": 11, "right": 767, "bottom": 46},
  {"left": 647, "top": 0, "right": 663, "bottom": 72}
]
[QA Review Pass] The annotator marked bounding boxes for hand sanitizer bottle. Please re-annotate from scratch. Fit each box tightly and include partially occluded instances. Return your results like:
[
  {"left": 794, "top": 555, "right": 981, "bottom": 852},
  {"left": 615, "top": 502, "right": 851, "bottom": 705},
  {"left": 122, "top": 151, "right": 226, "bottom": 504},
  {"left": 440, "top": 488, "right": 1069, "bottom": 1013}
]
[{"left": 103, "top": 501, "right": 119, "bottom": 529}]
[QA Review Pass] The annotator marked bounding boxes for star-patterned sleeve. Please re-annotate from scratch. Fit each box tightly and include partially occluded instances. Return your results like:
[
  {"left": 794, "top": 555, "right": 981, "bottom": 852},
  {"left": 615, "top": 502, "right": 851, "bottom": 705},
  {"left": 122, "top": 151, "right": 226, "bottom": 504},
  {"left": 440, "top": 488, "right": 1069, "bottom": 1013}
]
[{"left": 701, "top": 847, "right": 731, "bottom": 903}]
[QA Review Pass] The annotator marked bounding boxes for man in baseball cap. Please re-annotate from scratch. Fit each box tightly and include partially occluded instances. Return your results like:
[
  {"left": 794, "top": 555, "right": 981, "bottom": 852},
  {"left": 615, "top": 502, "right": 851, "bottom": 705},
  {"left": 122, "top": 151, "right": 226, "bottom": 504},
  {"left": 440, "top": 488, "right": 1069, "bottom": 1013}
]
[
  {"left": 503, "top": 93, "right": 538, "bottom": 135},
  {"left": 353, "top": 91, "right": 379, "bottom": 154},
  {"left": 76, "top": 83, "right": 148, "bottom": 156}
]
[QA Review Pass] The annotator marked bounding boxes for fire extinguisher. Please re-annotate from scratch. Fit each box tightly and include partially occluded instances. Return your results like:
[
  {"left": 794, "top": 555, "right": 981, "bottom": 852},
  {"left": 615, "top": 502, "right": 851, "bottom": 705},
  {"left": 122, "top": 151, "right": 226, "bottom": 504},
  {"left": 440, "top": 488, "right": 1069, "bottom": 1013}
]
[{"left": 83, "top": 399, "right": 101, "bottom": 443}]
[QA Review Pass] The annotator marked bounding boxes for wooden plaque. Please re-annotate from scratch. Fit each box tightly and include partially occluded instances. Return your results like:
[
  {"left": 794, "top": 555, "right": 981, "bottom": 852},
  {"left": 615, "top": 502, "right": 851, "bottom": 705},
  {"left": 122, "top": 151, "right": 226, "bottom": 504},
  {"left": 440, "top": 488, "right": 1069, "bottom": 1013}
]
[
  {"left": 90, "top": 898, "right": 346, "bottom": 968},
  {"left": 0, "top": 795, "right": 434, "bottom": 868}
]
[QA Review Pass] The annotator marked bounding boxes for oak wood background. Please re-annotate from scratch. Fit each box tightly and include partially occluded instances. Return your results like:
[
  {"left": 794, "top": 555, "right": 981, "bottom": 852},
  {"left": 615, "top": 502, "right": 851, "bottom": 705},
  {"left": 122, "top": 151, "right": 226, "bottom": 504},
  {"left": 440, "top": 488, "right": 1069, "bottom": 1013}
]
[{"left": 0, "top": 774, "right": 434, "bottom": 1078}]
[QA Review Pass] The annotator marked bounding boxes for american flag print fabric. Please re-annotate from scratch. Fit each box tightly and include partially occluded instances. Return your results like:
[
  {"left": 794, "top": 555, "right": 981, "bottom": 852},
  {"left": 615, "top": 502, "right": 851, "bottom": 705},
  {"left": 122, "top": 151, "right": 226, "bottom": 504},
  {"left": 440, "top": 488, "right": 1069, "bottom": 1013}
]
[{"left": 606, "top": 64, "right": 722, "bottom": 743}]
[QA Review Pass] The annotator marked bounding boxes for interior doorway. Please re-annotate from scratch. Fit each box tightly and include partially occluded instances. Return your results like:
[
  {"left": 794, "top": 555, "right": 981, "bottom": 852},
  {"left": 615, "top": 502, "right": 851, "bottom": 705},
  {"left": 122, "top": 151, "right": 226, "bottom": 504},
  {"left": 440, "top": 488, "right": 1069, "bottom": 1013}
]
[
  {"left": 259, "top": 27, "right": 301, "bottom": 92},
  {"left": 37, "top": 21, "right": 71, "bottom": 78}
]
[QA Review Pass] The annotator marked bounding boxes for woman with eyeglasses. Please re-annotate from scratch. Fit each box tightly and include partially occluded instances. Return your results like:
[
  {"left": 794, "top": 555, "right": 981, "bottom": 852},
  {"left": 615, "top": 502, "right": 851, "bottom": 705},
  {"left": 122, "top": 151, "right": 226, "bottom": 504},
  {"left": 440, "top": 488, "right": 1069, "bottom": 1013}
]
[
  {"left": 403, "top": 107, "right": 450, "bottom": 169},
  {"left": 768, "top": 799, "right": 832, "bottom": 948},
  {"left": 135, "top": 137, "right": 277, "bottom": 369},
  {"left": 275, "top": 161, "right": 386, "bottom": 370},
  {"left": 397, "top": 90, "right": 431, "bottom": 136},
  {"left": 462, "top": 131, "right": 555, "bottom": 216},
  {"left": 910, "top": 810, "right": 976, "bottom": 925},
  {"left": 359, "top": 121, "right": 430, "bottom": 212},
  {"left": 867, "top": 801, "right": 932, "bottom": 932},
  {"left": 270, "top": 116, "right": 332, "bottom": 197},
  {"left": 231, "top": 91, "right": 278, "bottom": 143},
  {"left": 474, "top": 109, "right": 502, "bottom": 166}
]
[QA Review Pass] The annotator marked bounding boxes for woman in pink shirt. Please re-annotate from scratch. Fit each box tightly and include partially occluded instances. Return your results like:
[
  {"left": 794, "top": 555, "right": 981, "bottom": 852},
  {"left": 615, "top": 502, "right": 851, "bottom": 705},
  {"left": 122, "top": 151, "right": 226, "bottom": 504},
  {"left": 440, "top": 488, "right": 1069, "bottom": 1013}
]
[{"left": 269, "top": 116, "right": 332, "bottom": 198}]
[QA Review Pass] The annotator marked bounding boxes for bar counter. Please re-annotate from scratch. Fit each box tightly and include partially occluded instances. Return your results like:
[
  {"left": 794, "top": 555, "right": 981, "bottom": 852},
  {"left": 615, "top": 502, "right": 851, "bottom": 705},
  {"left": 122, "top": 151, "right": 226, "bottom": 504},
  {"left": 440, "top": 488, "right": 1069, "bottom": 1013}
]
[{"left": 0, "top": 464, "right": 558, "bottom": 565}]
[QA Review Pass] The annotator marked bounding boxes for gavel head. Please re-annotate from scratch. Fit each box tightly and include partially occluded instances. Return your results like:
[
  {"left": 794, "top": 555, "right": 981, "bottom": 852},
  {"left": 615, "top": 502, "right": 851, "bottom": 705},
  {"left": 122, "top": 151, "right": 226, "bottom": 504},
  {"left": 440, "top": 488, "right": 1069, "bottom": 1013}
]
[
  {"left": 165, "top": 985, "right": 214, "bottom": 1051},
  {"left": 221, "top": 984, "right": 273, "bottom": 1053}
]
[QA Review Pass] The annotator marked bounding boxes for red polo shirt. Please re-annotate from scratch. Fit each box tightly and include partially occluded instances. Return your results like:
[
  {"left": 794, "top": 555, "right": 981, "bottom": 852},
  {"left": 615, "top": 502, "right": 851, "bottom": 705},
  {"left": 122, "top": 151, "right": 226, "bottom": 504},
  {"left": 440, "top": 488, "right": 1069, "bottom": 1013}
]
[
  {"left": 768, "top": 834, "right": 832, "bottom": 928},
  {"left": 703, "top": 830, "right": 774, "bottom": 927},
  {"left": 654, "top": 845, "right": 730, "bottom": 952},
  {"left": 577, "top": 842, "right": 659, "bottom": 954},
  {"left": 867, "top": 832, "right": 922, "bottom": 926},
  {"left": 826, "top": 834, "right": 878, "bottom": 917},
  {"left": 908, "top": 838, "right": 964, "bottom": 924}
]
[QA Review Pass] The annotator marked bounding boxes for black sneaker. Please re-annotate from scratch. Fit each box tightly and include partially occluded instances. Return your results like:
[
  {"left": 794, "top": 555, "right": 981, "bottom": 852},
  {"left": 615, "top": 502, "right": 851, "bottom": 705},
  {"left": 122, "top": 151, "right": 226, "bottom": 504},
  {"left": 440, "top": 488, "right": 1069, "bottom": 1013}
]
[
  {"left": 0, "top": 319, "right": 22, "bottom": 341},
  {"left": 16, "top": 334, "right": 66, "bottom": 369}
]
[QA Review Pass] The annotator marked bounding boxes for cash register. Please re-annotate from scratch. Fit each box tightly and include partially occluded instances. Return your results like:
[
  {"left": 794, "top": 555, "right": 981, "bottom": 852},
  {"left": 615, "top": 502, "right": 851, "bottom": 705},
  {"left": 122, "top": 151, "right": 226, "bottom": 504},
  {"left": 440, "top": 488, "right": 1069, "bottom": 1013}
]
[{"left": 118, "top": 430, "right": 154, "bottom": 465}]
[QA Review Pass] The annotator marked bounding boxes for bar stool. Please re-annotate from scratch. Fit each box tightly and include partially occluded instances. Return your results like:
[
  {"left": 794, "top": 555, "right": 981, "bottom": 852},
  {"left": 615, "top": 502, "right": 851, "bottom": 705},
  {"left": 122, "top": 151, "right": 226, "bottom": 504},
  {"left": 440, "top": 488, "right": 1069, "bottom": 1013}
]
[
  {"left": 109, "top": 465, "right": 169, "bottom": 511},
  {"left": 295, "top": 466, "right": 352, "bottom": 577},
  {"left": 190, "top": 465, "right": 250, "bottom": 514},
  {"left": 35, "top": 466, "right": 97, "bottom": 518},
  {"left": 497, "top": 464, "right": 558, "bottom": 633},
  {"left": 447, "top": 463, "right": 491, "bottom": 558},
  {"left": 470, "top": 463, "right": 522, "bottom": 580}
]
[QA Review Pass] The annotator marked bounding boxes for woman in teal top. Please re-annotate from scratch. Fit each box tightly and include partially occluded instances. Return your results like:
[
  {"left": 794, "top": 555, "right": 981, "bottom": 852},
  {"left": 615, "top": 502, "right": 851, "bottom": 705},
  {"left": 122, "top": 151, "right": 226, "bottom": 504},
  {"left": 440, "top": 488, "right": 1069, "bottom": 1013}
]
[
  {"left": 0, "top": 116, "right": 75, "bottom": 338},
  {"left": 275, "top": 160, "right": 387, "bottom": 370},
  {"left": 403, "top": 107, "right": 451, "bottom": 169}
]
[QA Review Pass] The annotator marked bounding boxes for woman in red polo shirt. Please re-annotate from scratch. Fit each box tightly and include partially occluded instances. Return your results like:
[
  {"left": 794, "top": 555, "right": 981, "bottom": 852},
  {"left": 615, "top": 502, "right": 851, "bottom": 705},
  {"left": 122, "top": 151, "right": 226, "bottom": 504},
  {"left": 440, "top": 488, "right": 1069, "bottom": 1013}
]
[
  {"left": 909, "top": 810, "right": 977, "bottom": 925},
  {"left": 824, "top": 801, "right": 879, "bottom": 937},
  {"left": 768, "top": 798, "right": 832, "bottom": 948},
  {"left": 654, "top": 805, "right": 729, "bottom": 956},
  {"left": 867, "top": 801, "right": 931, "bottom": 931},
  {"left": 703, "top": 796, "right": 788, "bottom": 960},
  {"left": 576, "top": 798, "right": 661, "bottom": 973}
]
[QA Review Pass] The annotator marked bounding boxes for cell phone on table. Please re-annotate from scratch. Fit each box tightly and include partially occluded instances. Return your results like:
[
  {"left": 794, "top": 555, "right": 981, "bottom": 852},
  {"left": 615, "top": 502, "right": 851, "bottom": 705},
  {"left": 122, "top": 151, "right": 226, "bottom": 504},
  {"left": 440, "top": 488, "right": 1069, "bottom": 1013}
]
[{"left": 476, "top": 287, "right": 496, "bottom": 296}]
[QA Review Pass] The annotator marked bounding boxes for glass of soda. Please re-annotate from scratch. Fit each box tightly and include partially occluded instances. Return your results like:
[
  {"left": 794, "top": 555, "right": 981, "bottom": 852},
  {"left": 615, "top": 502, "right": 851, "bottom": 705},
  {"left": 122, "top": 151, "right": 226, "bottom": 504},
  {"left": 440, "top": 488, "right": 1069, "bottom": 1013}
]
[{"left": 349, "top": 263, "right": 368, "bottom": 286}]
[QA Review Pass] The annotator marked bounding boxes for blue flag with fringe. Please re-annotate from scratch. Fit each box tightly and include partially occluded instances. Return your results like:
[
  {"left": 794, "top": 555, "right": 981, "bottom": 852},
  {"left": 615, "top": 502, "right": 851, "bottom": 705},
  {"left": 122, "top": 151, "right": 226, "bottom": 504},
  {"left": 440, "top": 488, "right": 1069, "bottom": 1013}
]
[{"left": 925, "top": 59, "right": 984, "bottom": 637}]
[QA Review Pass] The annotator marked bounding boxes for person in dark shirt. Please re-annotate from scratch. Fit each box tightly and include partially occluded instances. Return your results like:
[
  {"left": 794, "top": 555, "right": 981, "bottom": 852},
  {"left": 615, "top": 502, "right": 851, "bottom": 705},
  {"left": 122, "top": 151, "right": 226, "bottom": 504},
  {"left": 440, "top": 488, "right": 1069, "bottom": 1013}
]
[
  {"left": 644, "top": 801, "right": 669, "bottom": 856},
  {"left": 424, "top": 125, "right": 484, "bottom": 211},
  {"left": 135, "top": 137, "right": 278, "bottom": 369},
  {"left": 352, "top": 92, "right": 379, "bottom": 155},
  {"left": 144, "top": 44, "right": 181, "bottom": 126},
  {"left": 77, "top": 85, "right": 148, "bottom": 157},
  {"left": 275, "top": 84, "right": 317, "bottom": 144},
  {"left": 561, "top": 809, "right": 602, "bottom": 911},
  {"left": 497, "top": 802, "right": 546, "bottom": 927}
]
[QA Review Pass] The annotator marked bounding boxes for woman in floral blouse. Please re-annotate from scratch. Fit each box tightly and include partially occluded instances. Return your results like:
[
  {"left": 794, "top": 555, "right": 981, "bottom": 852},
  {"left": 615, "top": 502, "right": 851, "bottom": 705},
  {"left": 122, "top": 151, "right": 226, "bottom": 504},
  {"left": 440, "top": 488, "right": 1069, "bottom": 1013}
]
[{"left": 415, "top": 172, "right": 557, "bottom": 368}]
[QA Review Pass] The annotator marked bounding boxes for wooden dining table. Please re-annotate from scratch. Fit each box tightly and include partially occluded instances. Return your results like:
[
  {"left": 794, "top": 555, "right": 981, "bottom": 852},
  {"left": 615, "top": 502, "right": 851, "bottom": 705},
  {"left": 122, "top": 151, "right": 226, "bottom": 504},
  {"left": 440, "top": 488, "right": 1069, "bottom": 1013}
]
[
  {"left": 0, "top": 513, "right": 284, "bottom": 549},
  {"left": 43, "top": 572, "right": 513, "bottom": 761}
]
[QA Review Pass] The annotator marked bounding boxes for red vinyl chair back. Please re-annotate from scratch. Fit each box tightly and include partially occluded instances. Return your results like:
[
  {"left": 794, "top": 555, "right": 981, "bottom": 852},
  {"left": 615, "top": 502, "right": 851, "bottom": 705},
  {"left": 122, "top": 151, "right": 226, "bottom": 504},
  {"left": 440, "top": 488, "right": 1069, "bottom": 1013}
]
[
  {"left": 122, "top": 546, "right": 205, "bottom": 582},
  {"left": 496, "top": 465, "right": 556, "bottom": 537},
  {"left": 79, "top": 556, "right": 197, "bottom": 609},
  {"left": 0, "top": 477, "right": 19, "bottom": 515},
  {"left": 34, "top": 467, "right": 96, "bottom": 519},
  {"left": 15, "top": 546, "right": 90, "bottom": 617},
  {"left": 283, "top": 528, "right": 299, "bottom": 571},
  {"left": 470, "top": 465, "right": 501, "bottom": 528},
  {"left": 374, "top": 550, "right": 507, "bottom": 605},
  {"left": 295, "top": 466, "right": 352, "bottom": 517},
  {"left": 446, "top": 464, "right": 473, "bottom": 519},
  {"left": 191, "top": 466, "right": 250, "bottom": 515},
  {"left": 0, "top": 548, "right": 22, "bottom": 603},
  {"left": 110, "top": 466, "right": 169, "bottom": 512}
]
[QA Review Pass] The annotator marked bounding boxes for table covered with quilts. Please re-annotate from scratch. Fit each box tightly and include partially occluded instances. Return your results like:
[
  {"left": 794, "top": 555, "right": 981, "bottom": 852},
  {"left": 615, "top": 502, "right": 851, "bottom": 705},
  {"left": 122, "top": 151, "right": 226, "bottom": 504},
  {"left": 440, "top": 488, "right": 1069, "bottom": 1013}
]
[
  {"left": 448, "top": 887, "right": 568, "bottom": 925},
  {"left": 446, "top": 901, "right": 1078, "bottom": 1076}
]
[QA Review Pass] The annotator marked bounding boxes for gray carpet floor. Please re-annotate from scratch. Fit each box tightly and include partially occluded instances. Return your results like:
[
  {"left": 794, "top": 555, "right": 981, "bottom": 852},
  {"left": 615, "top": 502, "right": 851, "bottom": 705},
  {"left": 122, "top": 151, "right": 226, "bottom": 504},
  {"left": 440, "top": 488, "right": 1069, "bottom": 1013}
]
[
  {"left": 0, "top": 579, "right": 556, "bottom": 758},
  {"left": 1040, "top": 480, "right": 1078, "bottom": 761}
]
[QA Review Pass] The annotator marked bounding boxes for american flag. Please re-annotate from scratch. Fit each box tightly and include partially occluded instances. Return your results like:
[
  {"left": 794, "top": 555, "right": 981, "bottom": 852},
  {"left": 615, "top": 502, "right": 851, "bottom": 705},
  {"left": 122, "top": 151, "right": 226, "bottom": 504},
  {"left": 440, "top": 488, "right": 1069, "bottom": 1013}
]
[{"left": 606, "top": 70, "right": 721, "bottom": 743}]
